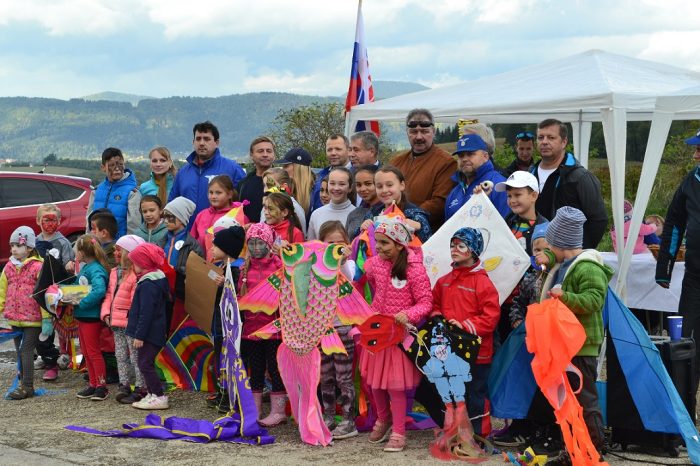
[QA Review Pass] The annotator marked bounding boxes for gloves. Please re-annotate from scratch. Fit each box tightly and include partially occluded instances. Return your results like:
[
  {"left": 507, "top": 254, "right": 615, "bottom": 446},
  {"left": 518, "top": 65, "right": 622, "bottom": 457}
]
[{"left": 41, "top": 318, "right": 54, "bottom": 337}]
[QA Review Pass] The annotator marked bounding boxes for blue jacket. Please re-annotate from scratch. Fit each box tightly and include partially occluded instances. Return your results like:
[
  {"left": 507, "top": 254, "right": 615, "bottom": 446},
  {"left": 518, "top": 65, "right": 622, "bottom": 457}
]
[
  {"left": 74, "top": 261, "right": 109, "bottom": 322},
  {"left": 139, "top": 172, "right": 174, "bottom": 199},
  {"left": 445, "top": 160, "right": 509, "bottom": 220},
  {"left": 93, "top": 168, "right": 138, "bottom": 238},
  {"left": 126, "top": 272, "right": 170, "bottom": 347},
  {"left": 169, "top": 148, "right": 246, "bottom": 221}
]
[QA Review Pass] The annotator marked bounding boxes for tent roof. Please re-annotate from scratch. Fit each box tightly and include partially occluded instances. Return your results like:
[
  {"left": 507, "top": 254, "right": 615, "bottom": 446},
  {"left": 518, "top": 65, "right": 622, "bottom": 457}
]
[{"left": 349, "top": 50, "right": 700, "bottom": 125}]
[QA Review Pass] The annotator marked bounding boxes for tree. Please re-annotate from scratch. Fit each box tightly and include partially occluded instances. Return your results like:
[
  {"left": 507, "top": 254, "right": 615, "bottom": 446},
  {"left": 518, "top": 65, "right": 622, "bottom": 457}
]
[{"left": 43, "top": 153, "right": 57, "bottom": 164}]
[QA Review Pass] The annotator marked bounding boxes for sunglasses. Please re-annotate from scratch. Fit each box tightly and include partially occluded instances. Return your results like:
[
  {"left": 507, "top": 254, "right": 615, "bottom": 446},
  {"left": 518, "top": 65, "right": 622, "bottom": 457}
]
[
  {"left": 162, "top": 213, "right": 178, "bottom": 224},
  {"left": 407, "top": 121, "right": 434, "bottom": 129},
  {"left": 516, "top": 131, "right": 535, "bottom": 140}
]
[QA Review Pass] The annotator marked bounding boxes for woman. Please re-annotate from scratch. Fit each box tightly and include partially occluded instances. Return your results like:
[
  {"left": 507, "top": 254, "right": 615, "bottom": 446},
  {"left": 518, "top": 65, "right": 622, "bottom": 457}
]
[
  {"left": 281, "top": 153, "right": 315, "bottom": 218},
  {"left": 139, "top": 147, "right": 177, "bottom": 205}
]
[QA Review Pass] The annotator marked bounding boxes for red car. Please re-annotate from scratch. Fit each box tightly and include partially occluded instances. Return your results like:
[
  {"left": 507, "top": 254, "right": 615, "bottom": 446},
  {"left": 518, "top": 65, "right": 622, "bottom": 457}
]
[{"left": 0, "top": 172, "right": 93, "bottom": 264}]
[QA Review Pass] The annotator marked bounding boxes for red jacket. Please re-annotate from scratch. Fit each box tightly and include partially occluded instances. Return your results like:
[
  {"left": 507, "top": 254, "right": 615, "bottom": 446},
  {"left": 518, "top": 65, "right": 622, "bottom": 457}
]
[
  {"left": 270, "top": 219, "right": 304, "bottom": 243},
  {"left": 432, "top": 261, "right": 500, "bottom": 364}
]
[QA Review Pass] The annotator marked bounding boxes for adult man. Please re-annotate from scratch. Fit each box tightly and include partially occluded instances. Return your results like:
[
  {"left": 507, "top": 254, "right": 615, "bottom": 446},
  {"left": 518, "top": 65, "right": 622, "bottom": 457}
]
[
  {"left": 501, "top": 131, "right": 536, "bottom": 177},
  {"left": 445, "top": 134, "right": 509, "bottom": 220},
  {"left": 532, "top": 119, "right": 607, "bottom": 248},
  {"left": 238, "top": 136, "right": 276, "bottom": 222},
  {"left": 349, "top": 131, "right": 380, "bottom": 168},
  {"left": 390, "top": 108, "right": 456, "bottom": 231},
  {"left": 310, "top": 134, "right": 352, "bottom": 211},
  {"left": 656, "top": 129, "right": 700, "bottom": 397},
  {"left": 169, "top": 121, "right": 246, "bottom": 222}
]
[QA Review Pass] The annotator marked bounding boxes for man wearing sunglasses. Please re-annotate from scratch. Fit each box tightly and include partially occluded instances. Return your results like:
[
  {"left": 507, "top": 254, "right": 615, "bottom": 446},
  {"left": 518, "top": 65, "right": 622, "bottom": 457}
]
[
  {"left": 390, "top": 108, "right": 457, "bottom": 231},
  {"left": 501, "top": 131, "right": 536, "bottom": 178}
]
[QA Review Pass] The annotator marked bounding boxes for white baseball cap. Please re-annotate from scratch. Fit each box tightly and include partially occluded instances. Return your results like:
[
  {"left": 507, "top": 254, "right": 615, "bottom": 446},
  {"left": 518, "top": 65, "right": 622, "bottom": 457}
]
[{"left": 495, "top": 171, "right": 539, "bottom": 193}]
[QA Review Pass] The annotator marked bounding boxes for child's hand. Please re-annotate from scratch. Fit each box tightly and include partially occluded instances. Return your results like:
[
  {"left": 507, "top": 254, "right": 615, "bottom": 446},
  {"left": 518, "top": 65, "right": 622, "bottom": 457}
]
[
  {"left": 448, "top": 319, "right": 463, "bottom": 329},
  {"left": 213, "top": 273, "right": 225, "bottom": 287},
  {"left": 511, "top": 319, "right": 523, "bottom": 329},
  {"left": 65, "top": 261, "right": 75, "bottom": 273},
  {"left": 133, "top": 339, "right": 143, "bottom": 349},
  {"left": 394, "top": 312, "right": 409, "bottom": 326},
  {"left": 272, "top": 240, "right": 290, "bottom": 255},
  {"left": 549, "top": 288, "right": 563, "bottom": 298},
  {"left": 534, "top": 251, "right": 549, "bottom": 267},
  {"left": 405, "top": 218, "right": 421, "bottom": 232},
  {"left": 473, "top": 180, "right": 493, "bottom": 196},
  {"left": 360, "top": 219, "right": 373, "bottom": 231},
  {"left": 103, "top": 316, "right": 111, "bottom": 326}
]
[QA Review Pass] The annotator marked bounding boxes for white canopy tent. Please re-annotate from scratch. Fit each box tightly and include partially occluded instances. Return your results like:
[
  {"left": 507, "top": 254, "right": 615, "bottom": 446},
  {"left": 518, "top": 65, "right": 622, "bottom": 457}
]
[{"left": 347, "top": 50, "right": 700, "bottom": 300}]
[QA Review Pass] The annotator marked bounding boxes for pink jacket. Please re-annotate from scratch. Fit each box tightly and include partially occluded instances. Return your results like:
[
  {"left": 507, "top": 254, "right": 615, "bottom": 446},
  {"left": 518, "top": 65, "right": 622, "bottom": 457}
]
[
  {"left": 100, "top": 266, "right": 138, "bottom": 328},
  {"left": 364, "top": 249, "right": 432, "bottom": 324},
  {"left": 240, "top": 254, "right": 283, "bottom": 340},
  {"left": 0, "top": 257, "right": 44, "bottom": 325},
  {"left": 611, "top": 221, "right": 658, "bottom": 254},
  {"left": 190, "top": 204, "right": 234, "bottom": 251}
]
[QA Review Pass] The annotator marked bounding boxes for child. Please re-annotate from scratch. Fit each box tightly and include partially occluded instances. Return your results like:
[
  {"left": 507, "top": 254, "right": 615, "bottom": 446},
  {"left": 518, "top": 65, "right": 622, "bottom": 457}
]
[
  {"left": 318, "top": 221, "right": 358, "bottom": 439},
  {"left": 431, "top": 227, "right": 500, "bottom": 438},
  {"left": 89, "top": 210, "right": 119, "bottom": 269},
  {"left": 534, "top": 206, "right": 613, "bottom": 456},
  {"left": 238, "top": 223, "right": 286, "bottom": 423},
  {"left": 645, "top": 214, "right": 664, "bottom": 238},
  {"left": 611, "top": 199, "right": 660, "bottom": 253},
  {"left": 71, "top": 234, "right": 110, "bottom": 401},
  {"left": 360, "top": 216, "right": 432, "bottom": 452},
  {"left": 191, "top": 175, "right": 239, "bottom": 252},
  {"left": 126, "top": 243, "right": 171, "bottom": 410},
  {"left": 100, "top": 234, "right": 147, "bottom": 404},
  {"left": 0, "top": 227, "right": 46, "bottom": 399},
  {"left": 263, "top": 192, "right": 304, "bottom": 243},
  {"left": 346, "top": 164, "right": 381, "bottom": 241},
  {"left": 90, "top": 147, "right": 141, "bottom": 238},
  {"left": 261, "top": 167, "right": 307, "bottom": 236},
  {"left": 308, "top": 167, "right": 356, "bottom": 240},
  {"left": 136, "top": 195, "right": 168, "bottom": 247},
  {"left": 319, "top": 176, "right": 331, "bottom": 206},
  {"left": 359, "top": 166, "right": 432, "bottom": 242},
  {"left": 163, "top": 197, "right": 203, "bottom": 301},
  {"left": 207, "top": 226, "right": 246, "bottom": 413}
]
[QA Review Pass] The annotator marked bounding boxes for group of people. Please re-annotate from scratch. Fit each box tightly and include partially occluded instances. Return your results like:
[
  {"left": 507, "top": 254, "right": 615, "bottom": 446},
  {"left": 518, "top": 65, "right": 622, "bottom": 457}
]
[{"left": 1, "top": 111, "right": 697, "bottom": 463}]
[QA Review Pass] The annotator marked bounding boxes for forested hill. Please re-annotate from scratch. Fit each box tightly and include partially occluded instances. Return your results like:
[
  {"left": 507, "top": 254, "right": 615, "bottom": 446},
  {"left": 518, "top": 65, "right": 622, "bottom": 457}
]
[{"left": 0, "top": 81, "right": 428, "bottom": 162}]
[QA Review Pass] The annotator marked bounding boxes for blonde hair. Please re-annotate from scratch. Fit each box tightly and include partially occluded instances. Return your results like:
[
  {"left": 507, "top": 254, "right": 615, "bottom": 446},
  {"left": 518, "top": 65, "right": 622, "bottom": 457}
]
[
  {"left": 36, "top": 203, "right": 62, "bottom": 222},
  {"left": 75, "top": 234, "right": 111, "bottom": 271},
  {"left": 263, "top": 167, "right": 295, "bottom": 196},
  {"left": 288, "top": 163, "right": 315, "bottom": 213},
  {"left": 149, "top": 146, "right": 177, "bottom": 205}
]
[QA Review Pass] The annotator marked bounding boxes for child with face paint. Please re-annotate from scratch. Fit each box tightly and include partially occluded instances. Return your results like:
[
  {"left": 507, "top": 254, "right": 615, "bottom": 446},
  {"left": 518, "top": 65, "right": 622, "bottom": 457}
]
[
  {"left": 0, "top": 227, "right": 46, "bottom": 399},
  {"left": 262, "top": 192, "right": 304, "bottom": 245},
  {"left": 238, "top": 223, "right": 286, "bottom": 427},
  {"left": 430, "top": 227, "right": 500, "bottom": 438}
]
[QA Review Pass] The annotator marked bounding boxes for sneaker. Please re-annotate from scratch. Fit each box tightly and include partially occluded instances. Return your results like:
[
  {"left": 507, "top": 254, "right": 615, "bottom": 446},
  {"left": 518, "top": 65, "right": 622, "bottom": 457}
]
[
  {"left": 383, "top": 433, "right": 406, "bottom": 452},
  {"left": 77, "top": 386, "right": 96, "bottom": 399},
  {"left": 323, "top": 414, "right": 337, "bottom": 431},
  {"left": 133, "top": 394, "right": 169, "bottom": 410},
  {"left": 368, "top": 421, "right": 392, "bottom": 443},
  {"left": 132, "top": 393, "right": 155, "bottom": 408},
  {"left": 57, "top": 354, "right": 71, "bottom": 370},
  {"left": 492, "top": 431, "right": 529, "bottom": 448},
  {"left": 206, "top": 391, "right": 223, "bottom": 408},
  {"left": 34, "top": 359, "right": 47, "bottom": 370},
  {"left": 115, "top": 384, "right": 131, "bottom": 402},
  {"left": 91, "top": 386, "right": 109, "bottom": 401},
  {"left": 332, "top": 419, "right": 358, "bottom": 439},
  {"left": 8, "top": 386, "right": 34, "bottom": 400},
  {"left": 42, "top": 366, "right": 59, "bottom": 381}
]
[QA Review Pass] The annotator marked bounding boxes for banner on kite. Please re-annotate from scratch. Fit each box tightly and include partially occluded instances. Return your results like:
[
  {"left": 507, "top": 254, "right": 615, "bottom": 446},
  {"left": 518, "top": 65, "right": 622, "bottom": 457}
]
[{"left": 422, "top": 192, "right": 529, "bottom": 304}]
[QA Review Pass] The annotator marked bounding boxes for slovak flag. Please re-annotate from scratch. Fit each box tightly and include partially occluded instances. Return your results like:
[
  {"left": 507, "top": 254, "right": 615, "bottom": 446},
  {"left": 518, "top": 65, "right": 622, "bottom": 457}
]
[{"left": 345, "top": 0, "right": 380, "bottom": 136}]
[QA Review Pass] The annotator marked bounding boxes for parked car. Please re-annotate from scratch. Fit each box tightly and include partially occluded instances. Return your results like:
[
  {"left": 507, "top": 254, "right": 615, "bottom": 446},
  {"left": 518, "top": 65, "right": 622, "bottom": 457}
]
[{"left": 0, "top": 172, "right": 92, "bottom": 264}]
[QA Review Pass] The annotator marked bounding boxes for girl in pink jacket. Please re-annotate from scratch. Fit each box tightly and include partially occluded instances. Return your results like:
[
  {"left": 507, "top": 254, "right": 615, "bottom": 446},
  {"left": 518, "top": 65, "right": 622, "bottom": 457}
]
[
  {"left": 359, "top": 216, "right": 432, "bottom": 453},
  {"left": 101, "top": 235, "right": 146, "bottom": 404}
]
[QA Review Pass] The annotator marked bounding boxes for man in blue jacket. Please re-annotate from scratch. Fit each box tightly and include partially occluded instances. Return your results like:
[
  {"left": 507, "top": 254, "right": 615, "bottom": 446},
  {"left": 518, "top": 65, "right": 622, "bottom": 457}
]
[
  {"left": 445, "top": 133, "right": 509, "bottom": 220},
  {"left": 169, "top": 121, "right": 246, "bottom": 222}
]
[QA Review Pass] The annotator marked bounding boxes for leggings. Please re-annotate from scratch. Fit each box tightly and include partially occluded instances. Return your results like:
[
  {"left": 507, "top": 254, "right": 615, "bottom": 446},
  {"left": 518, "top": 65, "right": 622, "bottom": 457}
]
[
  {"left": 371, "top": 387, "right": 408, "bottom": 436},
  {"left": 78, "top": 321, "right": 106, "bottom": 387},
  {"left": 13, "top": 326, "right": 41, "bottom": 389},
  {"left": 137, "top": 340, "right": 164, "bottom": 396},
  {"left": 112, "top": 327, "right": 144, "bottom": 388},
  {"left": 241, "top": 339, "right": 284, "bottom": 392},
  {"left": 320, "top": 325, "right": 355, "bottom": 417}
]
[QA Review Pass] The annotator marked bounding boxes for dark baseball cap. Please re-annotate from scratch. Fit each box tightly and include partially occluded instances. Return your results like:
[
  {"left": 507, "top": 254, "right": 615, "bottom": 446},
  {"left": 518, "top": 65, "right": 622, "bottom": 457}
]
[{"left": 279, "top": 148, "right": 312, "bottom": 166}]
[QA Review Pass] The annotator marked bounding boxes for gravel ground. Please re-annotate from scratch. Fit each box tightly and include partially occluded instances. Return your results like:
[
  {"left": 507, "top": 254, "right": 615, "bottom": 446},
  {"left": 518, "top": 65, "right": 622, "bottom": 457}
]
[{"left": 0, "top": 342, "right": 696, "bottom": 466}]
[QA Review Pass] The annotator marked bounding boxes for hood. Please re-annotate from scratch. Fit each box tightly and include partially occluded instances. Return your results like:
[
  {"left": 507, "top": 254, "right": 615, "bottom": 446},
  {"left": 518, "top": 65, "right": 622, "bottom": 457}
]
[
  {"left": 138, "top": 270, "right": 167, "bottom": 283},
  {"left": 139, "top": 221, "right": 167, "bottom": 234},
  {"left": 451, "top": 259, "right": 486, "bottom": 275},
  {"left": 102, "top": 168, "right": 137, "bottom": 188},
  {"left": 566, "top": 249, "right": 614, "bottom": 281}
]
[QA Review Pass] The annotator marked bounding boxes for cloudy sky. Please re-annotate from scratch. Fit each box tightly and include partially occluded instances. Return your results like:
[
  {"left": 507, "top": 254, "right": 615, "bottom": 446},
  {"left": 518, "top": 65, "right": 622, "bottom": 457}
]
[{"left": 0, "top": 0, "right": 698, "bottom": 100}]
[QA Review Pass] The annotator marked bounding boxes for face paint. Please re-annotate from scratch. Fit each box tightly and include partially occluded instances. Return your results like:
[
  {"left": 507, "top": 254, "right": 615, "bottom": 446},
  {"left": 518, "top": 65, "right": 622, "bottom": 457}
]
[
  {"left": 249, "top": 237, "right": 270, "bottom": 259},
  {"left": 40, "top": 214, "right": 59, "bottom": 235}
]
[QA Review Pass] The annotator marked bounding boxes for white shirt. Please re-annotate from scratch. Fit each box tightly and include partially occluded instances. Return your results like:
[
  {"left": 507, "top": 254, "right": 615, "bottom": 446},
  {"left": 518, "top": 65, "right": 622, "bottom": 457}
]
[{"left": 537, "top": 166, "right": 557, "bottom": 192}]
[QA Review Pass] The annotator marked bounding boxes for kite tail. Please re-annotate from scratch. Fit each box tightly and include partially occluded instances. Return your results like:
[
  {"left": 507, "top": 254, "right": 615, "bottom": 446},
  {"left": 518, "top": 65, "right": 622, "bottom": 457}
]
[
  {"left": 277, "top": 344, "right": 331, "bottom": 446},
  {"left": 554, "top": 389, "right": 607, "bottom": 466},
  {"left": 430, "top": 401, "right": 487, "bottom": 463}
]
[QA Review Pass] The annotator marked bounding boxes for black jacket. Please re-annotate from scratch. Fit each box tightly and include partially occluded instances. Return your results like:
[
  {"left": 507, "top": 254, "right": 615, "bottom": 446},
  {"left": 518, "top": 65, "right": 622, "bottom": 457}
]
[
  {"left": 656, "top": 166, "right": 700, "bottom": 282},
  {"left": 532, "top": 153, "right": 608, "bottom": 249},
  {"left": 238, "top": 171, "right": 264, "bottom": 223}
]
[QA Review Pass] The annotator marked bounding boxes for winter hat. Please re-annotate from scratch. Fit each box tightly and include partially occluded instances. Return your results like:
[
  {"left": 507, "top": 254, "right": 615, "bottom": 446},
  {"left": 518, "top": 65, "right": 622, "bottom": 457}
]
[
  {"left": 451, "top": 227, "right": 484, "bottom": 257},
  {"left": 128, "top": 243, "right": 165, "bottom": 274},
  {"left": 213, "top": 226, "right": 246, "bottom": 259},
  {"left": 545, "top": 206, "right": 587, "bottom": 249},
  {"left": 246, "top": 222, "right": 276, "bottom": 249},
  {"left": 115, "top": 234, "right": 145, "bottom": 253},
  {"left": 164, "top": 197, "right": 196, "bottom": 226},
  {"left": 374, "top": 216, "right": 412, "bottom": 247},
  {"left": 531, "top": 222, "right": 549, "bottom": 242},
  {"left": 10, "top": 226, "right": 36, "bottom": 248},
  {"left": 623, "top": 200, "right": 633, "bottom": 222}
]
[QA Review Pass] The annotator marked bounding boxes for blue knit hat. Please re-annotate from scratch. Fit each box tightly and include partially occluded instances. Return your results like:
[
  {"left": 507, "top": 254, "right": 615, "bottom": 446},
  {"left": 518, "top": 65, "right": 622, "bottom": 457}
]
[
  {"left": 545, "top": 206, "right": 587, "bottom": 249},
  {"left": 532, "top": 222, "right": 549, "bottom": 242},
  {"left": 451, "top": 227, "right": 484, "bottom": 257}
]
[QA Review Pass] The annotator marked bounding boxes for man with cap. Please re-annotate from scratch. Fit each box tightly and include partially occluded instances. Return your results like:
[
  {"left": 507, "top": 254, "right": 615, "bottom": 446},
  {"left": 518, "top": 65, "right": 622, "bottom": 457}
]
[
  {"left": 310, "top": 134, "right": 353, "bottom": 213},
  {"left": 501, "top": 131, "right": 536, "bottom": 178},
  {"left": 532, "top": 118, "right": 607, "bottom": 248},
  {"left": 656, "top": 128, "right": 700, "bottom": 399},
  {"left": 390, "top": 109, "right": 456, "bottom": 231},
  {"left": 445, "top": 133, "right": 509, "bottom": 221},
  {"left": 238, "top": 136, "right": 276, "bottom": 223}
]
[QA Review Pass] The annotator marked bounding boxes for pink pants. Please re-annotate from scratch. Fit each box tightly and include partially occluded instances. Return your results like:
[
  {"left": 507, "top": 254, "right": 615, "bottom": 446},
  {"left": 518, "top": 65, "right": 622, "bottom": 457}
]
[
  {"left": 371, "top": 387, "right": 408, "bottom": 436},
  {"left": 78, "top": 321, "right": 106, "bottom": 387}
]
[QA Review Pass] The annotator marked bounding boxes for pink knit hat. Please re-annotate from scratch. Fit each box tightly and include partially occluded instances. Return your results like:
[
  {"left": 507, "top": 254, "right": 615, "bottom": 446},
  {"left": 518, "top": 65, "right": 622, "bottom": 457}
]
[
  {"left": 115, "top": 234, "right": 145, "bottom": 253},
  {"left": 246, "top": 222, "right": 276, "bottom": 249}
]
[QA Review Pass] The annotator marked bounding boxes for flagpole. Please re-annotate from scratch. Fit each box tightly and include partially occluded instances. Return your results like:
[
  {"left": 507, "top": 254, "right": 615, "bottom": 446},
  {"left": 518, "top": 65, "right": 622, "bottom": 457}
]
[{"left": 344, "top": 0, "right": 362, "bottom": 138}]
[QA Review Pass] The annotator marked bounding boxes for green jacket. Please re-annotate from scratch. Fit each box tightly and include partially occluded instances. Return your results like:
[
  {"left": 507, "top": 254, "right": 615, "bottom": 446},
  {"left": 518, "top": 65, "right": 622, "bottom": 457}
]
[{"left": 540, "top": 249, "right": 614, "bottom": 356}]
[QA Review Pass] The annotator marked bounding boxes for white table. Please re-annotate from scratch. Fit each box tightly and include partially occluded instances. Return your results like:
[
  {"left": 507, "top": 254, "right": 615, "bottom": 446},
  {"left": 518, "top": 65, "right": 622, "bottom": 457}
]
[{"left": 601, "top": 252, "right": 684, "bottom": 313}]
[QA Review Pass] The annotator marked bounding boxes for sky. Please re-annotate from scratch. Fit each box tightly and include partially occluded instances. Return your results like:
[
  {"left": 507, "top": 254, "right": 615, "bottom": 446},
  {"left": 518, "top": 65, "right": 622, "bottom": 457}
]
[{"left": 0, "top": 0, "right": 698, "bottom": 100}]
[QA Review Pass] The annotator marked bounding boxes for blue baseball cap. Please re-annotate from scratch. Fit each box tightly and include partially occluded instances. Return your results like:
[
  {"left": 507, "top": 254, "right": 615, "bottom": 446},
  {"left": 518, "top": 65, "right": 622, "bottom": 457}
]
[
  {"left": 453, "top": 134, "right": 489, "bottom": 155},
  {"left": 279, "top": 147, "right": 312, "bottom": 166},
  {"left": 685, "top": 129, "right": 700, "bottom": 145}
]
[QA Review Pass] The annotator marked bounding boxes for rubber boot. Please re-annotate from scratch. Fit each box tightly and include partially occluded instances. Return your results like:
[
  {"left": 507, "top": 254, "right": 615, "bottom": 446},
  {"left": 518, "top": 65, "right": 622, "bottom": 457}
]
[
  {"left": 259, "top": 392, "right": 288, "bottom": 427},
  {"left": 253, "top": 391, "right": 264, "bottom": 420}
]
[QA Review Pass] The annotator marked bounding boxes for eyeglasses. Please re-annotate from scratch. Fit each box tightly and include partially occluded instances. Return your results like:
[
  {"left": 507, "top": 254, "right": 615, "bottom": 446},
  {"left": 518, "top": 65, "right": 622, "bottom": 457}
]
[
  {"left": 163, "top": 214, "right": 178, "bottom": 223},
  {"left": 516, "top": 131, "right": 535, "bottom": 141},
  {"left": 407, "top": 121, "right": 434, "bottom": 129}
]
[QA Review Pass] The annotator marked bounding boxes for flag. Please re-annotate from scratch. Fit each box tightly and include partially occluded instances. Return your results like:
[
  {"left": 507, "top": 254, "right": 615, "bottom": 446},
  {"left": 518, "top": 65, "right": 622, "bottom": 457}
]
[{"left": 345, "top": 0, "right": 380, "bottom": 136}]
